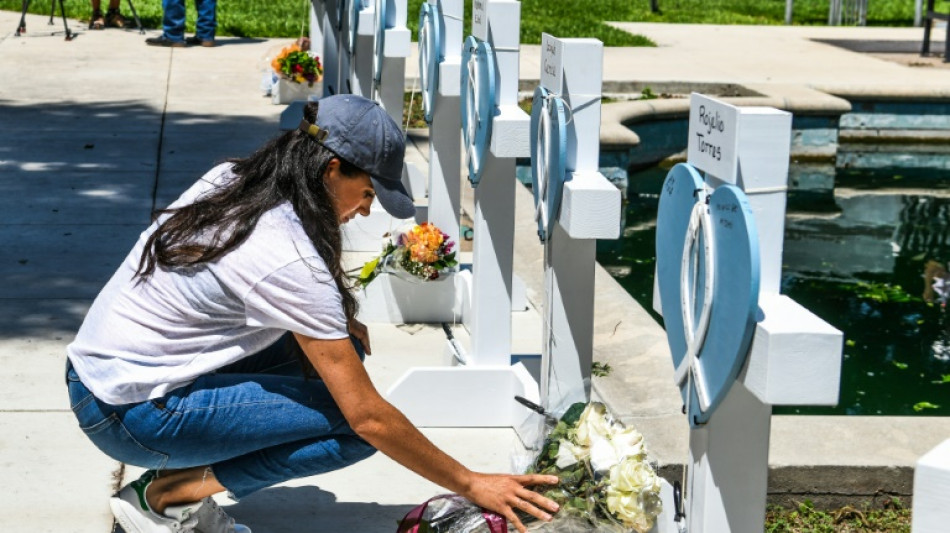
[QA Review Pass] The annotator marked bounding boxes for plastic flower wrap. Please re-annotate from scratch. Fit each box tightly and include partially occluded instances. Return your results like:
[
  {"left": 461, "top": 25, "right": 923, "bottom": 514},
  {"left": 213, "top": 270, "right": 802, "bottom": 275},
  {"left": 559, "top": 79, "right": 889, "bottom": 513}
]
[
  {"left": 358, "top": 223, "right": 458, "bottom": 287},
  {"left": 396, "top": 495, "right": 507, "bottom": 533},
  {"left": 523, "top": 402, "right": 663, "bottom": 533},
  {"left": 271, "top": 43, "right": 323, "bottom": 86}
]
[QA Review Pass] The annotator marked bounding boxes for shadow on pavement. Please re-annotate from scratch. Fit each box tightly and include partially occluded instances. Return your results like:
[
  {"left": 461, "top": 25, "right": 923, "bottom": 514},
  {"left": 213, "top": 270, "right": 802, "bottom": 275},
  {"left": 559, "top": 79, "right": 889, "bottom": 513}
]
[
  {"left": 226, "top": 485, "right": 416, "bottom": 533},
  {"left": 0, "top": 98, "right": 278, "bottom": 337}
]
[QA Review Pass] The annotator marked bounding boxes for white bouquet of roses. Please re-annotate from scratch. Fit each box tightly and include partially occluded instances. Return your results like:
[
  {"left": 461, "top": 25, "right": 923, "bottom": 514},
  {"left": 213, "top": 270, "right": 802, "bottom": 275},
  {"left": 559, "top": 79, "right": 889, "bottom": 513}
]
[
  {"left": 522, "top": 402, "right": 663, "bottom": 532},
  {"left": 394, "top": 401, "right": 662, "bottom": 533}
]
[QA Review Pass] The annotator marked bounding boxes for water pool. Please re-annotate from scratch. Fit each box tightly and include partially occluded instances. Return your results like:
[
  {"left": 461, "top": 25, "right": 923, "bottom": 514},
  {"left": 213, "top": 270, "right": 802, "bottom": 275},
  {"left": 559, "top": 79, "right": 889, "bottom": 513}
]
[{"left": 596, "top": 164, "right": 950, "bottom": 416}]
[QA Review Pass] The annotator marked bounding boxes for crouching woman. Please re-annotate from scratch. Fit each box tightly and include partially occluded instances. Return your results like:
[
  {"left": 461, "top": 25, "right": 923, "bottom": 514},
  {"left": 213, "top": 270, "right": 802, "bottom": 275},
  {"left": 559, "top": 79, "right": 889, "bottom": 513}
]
[{"left": 65, "top": 95, "right": 558, "bottom": 533}]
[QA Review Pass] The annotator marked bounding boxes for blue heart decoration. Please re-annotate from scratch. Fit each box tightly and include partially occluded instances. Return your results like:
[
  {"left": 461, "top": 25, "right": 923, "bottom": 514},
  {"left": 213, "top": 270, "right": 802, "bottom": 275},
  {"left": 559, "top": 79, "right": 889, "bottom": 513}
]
[
  {"left": 656, "top": 163, "right": 760, "bottom": 427},
  {"left": 373, "top": 0, "right": 389, "bottom": 87},
  {"left": 529, "top": 86, "right": 567, "bottom": 242},
  {"left": 418, "top": 2, "right": 442, "bottom": 124},
  {"left": 460, "top": 36, "right": 496, "bottom": 187}
]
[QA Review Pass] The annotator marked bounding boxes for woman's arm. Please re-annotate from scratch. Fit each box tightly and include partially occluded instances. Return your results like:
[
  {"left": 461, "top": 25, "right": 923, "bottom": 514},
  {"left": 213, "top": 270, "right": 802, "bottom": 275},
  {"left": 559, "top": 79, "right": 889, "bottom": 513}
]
[{"left": 293, "top": 333, "right": 559, "bottom": 532}]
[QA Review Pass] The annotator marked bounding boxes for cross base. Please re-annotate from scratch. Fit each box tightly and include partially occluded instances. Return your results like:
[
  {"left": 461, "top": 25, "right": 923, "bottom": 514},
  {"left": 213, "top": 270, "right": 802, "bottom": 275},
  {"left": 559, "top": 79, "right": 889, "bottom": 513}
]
[{"left": 386, "top": 361, "right": 541, "bottom": 444}]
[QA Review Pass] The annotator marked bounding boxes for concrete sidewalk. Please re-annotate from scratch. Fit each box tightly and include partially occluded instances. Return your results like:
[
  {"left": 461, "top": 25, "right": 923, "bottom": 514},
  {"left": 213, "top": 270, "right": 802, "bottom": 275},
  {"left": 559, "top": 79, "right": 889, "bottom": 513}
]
[{"left": 3, "top": 8, "right": 950, "bottom": 532}]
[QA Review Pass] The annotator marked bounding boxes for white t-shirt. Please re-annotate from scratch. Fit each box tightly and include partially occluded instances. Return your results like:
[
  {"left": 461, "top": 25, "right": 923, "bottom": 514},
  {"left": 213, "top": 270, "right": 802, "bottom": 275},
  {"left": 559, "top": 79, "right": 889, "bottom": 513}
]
[{"left": 67, "top": 163, "right": 349, "bottom": 405}]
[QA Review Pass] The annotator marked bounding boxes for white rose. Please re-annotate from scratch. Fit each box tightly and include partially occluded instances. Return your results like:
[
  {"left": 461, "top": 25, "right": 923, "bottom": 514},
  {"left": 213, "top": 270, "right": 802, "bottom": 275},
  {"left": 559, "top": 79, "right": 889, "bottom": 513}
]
[
  {"left": 606, "top": 486, "right": 643, "bottom": 528},
  {"left": 606, "top": 485, "right": 659, "bottom": 533},
  {"left": 589, "top": 434, "right": 620, "bottom": 473},
  {"left": 554, "top": 439, "right": 589, "bottom": 469},
  {"left": 609, "top": 457, "right": 659, "bottom": 494},
  {"left": 574, "top": 403, "right": 611, "bottom": 447},
  {"left": 611, "top": 425, "right": 645, "bottom": 460},
  {"left": 591, "top": 429, "right": 646, "bottom": 474}
]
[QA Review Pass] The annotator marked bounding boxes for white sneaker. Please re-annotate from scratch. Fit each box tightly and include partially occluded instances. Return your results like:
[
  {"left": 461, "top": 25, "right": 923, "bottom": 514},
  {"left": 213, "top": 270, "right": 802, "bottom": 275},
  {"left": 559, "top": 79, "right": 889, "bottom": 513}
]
[
  {"left": 110, "top": 471, "right": 200, "bottom": 533},
  {"left": 193, "top": 496, "right": 252, "bottom": 533}
]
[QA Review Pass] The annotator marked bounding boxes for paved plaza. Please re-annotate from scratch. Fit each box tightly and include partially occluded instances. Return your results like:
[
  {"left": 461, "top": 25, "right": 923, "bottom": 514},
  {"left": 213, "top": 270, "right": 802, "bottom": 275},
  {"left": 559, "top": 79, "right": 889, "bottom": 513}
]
[{"left": 2, "top": 8, "right": 950, "bottom": 532}]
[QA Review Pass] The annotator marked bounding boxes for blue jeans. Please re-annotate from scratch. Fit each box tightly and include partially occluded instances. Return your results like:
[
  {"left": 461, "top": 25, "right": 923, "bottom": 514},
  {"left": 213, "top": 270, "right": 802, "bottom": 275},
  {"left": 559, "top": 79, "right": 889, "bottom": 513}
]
[
  {"left": 161, "top": 0, "right": 217, "bottom": 42},
  {"left": 66, "top": 334, "right": 376, "bottom": 498}
]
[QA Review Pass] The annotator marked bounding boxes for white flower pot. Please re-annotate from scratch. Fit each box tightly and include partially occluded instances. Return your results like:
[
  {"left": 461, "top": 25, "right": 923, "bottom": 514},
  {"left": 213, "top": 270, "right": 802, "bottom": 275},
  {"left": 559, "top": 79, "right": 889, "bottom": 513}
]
[
  {"left": 356, "top": 270, "right": 468, "bottom": 324},
  {"left": 271, "top": 77, "right": 321, "bottom": 105}
]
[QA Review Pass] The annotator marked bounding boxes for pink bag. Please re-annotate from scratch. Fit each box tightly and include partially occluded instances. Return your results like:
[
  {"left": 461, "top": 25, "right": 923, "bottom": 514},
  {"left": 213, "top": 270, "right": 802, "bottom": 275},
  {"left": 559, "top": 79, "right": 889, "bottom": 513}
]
[{"left": 396, "top": 494, "right": 507, "bottom": 533}]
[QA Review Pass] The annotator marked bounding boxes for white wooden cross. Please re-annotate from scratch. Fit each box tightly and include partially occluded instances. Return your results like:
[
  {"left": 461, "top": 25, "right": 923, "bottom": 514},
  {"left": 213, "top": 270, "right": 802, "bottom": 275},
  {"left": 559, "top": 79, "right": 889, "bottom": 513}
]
[
  {"left": 347, "top": 0, "right": 376, "bottom": 98},
  {"left": 307, "top": 0, "right": 343, "bottom": 97},
  {"left": 463, "top": 0, "right": 529, "bottom": 363},
  {"left": 419, "top": 0, "right": 464, "bottom": 250},
  {"left": 351, "top": 0, "right": 482, "bottom": 321},
  {"left": 304, "top": 0, "right": 377, "bottom": 99},
  {"left": 309, "top": 0, "right": 417, "bottom": 252},
  {"left": 373, "top": 0, "right": 411, "bottom": 127},
  {"left": 532, "top": 34, "right": 621, "bottom": 413},
  {"left": 353, "top": 0, "right": 465, "bottom": 321},
  {"left": 383, "top": 0, "right": 538, "bottom": 434},
  {"left": 654, "top": 94, "right": 843, "bottom": 532}
]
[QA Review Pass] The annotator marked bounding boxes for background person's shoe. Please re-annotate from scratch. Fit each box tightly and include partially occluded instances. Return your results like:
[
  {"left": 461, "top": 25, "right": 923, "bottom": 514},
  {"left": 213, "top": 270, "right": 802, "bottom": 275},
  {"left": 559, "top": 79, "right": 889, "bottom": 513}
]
[
  {"left": 88, "top": 9, "right": 104, "bottom": 29},
  {"left": 110, "top": 471, "right": 200, "bottom": 533},
  {"left": 185, "top": 36, "right": 215, "bottom": 47},
  {"left": 146, "top": 35, "right": 187, "bottom": 48},
  {"left": 104, "top": 8, "right": 129, "bottom": 28}
]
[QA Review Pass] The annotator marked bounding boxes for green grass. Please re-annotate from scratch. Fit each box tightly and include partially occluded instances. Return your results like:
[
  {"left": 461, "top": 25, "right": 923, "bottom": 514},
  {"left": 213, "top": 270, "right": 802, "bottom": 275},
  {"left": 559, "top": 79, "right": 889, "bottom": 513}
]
[
  {"left": 765, "top": 499, "right": 911, "bottom": 532},
  {"left": 406, "top": 0, "right": 654, "bottom": 46},
  {"left": 6, "top": 0, "right": 949, "bottom": 42}
]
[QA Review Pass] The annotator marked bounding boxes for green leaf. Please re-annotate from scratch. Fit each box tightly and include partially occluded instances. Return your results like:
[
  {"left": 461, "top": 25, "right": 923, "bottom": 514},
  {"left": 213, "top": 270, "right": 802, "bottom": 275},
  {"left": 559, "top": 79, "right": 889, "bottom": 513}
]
[
  {"left": 892, "top": 361, "right": 908, "bottom": 370},
  {"left": 560, "top": 402, "right": 587, "bottom": 426},
  {"left": 359, "top": 257, "right": 379, "bottom": 279},
  {"left": 591, "top": 361, "right": 612, "bottom": 377},
  {"left": 913, "top": 401, "right": 940, "bottom": 412},
  {"left": 357, "top": 257, "right": 380, "bottom": 287},
  {"left": 845, "top": 339, "right": 856, "bottom": 347},
  {"left": 933, "top": 374, "right": 950, "bottom": 384},
  {"left": 568, "top": 497, "right": 588, "bottom": 510}
]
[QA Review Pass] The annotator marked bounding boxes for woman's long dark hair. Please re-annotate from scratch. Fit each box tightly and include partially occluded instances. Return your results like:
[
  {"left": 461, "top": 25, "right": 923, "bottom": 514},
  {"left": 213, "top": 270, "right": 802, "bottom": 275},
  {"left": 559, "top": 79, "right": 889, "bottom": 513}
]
[{"left": 135, "top": 101, "right": 360, "bottom": 324}]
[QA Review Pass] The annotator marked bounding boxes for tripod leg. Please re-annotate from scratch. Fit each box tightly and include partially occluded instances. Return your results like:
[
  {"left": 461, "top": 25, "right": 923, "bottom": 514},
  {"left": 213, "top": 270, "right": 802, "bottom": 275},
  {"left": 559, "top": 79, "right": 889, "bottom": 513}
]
[
  {"left": 16, "top": 0, "right": 29, "bottom": 36},
  {"left": 944, "top": 12, "right": 949, "bottom": 62},
  {"left": 923, "top": 1, "right": 933, "bottom": 56},
  {"left": 126, "top": 0, "right": 145, "bottom": 34},
  {"left": 57, "top": 0, "right": 73, "bottom": 40},
  {"left": 48, "top": 0, "right": 54, "bottom": 24}
]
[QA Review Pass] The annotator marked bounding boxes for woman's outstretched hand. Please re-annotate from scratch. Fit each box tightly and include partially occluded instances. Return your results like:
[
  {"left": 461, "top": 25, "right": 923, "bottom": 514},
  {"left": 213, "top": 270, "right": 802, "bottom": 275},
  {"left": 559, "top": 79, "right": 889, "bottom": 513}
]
[{"left": 463, "top": 473, "right": 560, "bottom": 533}]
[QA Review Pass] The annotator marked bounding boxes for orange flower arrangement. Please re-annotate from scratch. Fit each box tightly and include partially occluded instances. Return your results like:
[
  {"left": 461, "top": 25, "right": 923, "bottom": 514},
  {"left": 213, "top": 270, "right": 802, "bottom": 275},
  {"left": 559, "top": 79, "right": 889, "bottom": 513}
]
[
  {"left": 271, "top": 43, "right": 323, "bottom": 86},
  {"left": 406, "top": 223, "right": 445, "bottom": 263},
  {"left": 357, "top": 223, "right": 458, "bottom": 287}
]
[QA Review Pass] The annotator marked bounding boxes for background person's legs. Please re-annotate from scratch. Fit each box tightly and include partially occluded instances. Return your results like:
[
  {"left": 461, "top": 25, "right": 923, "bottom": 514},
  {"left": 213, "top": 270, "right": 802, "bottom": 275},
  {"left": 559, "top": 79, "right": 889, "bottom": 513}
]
[
  {"left": 161, "top": 0, "right": 186, "bottom": 41},
  {"left": 104, "top": 0, "right": 128, "bottom": 28},
  {"left": 193, "top": 0, "right": 217, "bottom": 43},
  {"left": 89, "top": 0, "right": 105, "bottom": 29}
]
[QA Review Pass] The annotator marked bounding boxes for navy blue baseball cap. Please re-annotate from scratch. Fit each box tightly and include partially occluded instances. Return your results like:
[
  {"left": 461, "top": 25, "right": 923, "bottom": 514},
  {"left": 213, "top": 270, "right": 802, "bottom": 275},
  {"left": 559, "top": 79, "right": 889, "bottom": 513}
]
[{"left": 299, "top": 94, "right": 415, "bottom": 219}]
